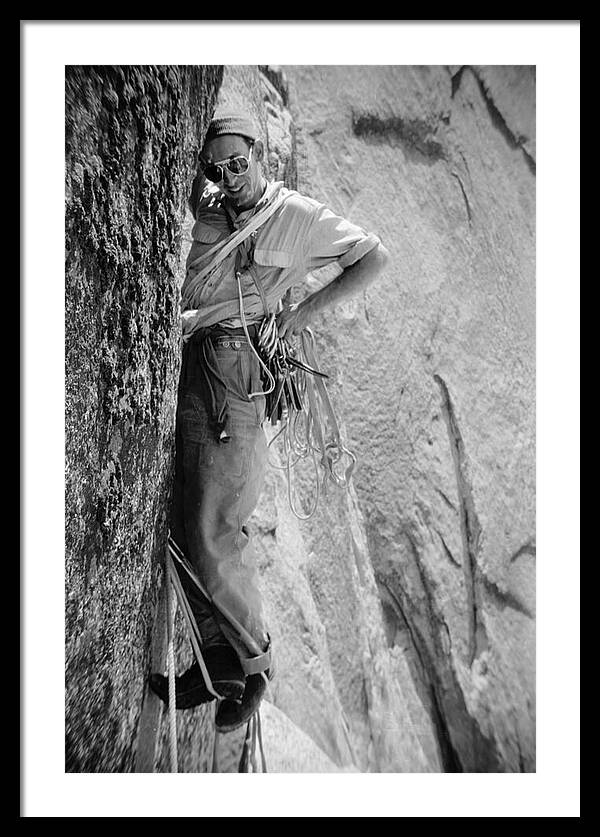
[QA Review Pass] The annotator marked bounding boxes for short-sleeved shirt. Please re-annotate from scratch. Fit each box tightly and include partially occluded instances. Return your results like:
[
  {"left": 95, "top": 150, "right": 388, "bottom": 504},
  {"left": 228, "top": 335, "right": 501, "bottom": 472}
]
[{"left": 181, "top": 178, "right": 380, "bottom": 334}]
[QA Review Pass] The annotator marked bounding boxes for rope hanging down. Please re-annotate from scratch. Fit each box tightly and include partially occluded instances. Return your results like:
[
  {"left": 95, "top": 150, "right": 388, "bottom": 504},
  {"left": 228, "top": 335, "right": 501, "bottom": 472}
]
[
  {"left": 160, "top": 537, "right": 268, "bottom": 773},
  {"left": 238, "top": 710, "right": 268, "bottom": 773},
  {"left": 267, "top": 328, "right": 357, "bottom": 520},
  {"left": 165, "top": 572, "right": 178, "bottom": 773},
  {"left": 246, "top": 330, "right": 356, "bottom": 519},
  {"left": 235, "top": 271, "right": 356, "bottom": 520}
]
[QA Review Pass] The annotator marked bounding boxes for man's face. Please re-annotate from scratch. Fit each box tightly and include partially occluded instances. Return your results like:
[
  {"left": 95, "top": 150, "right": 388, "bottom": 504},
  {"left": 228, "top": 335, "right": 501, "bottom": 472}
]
[{"left": 202, "top": 135, "right": 264, "bottom": 212}]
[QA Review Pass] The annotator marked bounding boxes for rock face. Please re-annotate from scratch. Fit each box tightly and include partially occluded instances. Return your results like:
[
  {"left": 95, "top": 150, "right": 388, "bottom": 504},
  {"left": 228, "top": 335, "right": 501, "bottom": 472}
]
[
  {"left": 282, "top": 65, "right": 536, "bottom": 772},
  {"left": 233, "top": 699, "right": 360, "bottom": 773},
  {"left": 65, "top": 65, "right": 222, "bottom": 772},
  {"left": 65, "top": 64, "right": 535, "bottom": 774}
]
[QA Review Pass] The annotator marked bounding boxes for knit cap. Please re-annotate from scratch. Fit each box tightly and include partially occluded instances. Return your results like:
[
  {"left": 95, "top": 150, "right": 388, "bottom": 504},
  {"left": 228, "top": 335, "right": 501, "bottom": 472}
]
[{"left": 204, "top": 108, "right": 259, "bottom": 145}]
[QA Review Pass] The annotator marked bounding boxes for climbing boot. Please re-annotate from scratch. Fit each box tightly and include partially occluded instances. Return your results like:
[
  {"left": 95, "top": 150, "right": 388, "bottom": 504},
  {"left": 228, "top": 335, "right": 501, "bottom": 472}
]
[
  {"left": 214, "top": 671, "right": 270, "bottom": 733},
  {"left": 149, "top": 643, "right": 246, "bottom": 710},
  {"left": 215, "top": 642, "right": 274, "bottom": 734}
]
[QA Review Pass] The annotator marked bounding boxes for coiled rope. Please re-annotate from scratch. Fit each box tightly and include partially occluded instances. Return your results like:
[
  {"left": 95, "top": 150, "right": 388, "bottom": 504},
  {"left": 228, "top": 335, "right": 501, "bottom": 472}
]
[
  {"left": 235, "top": 264, "right": 357, "bottom": 521},
  {"left": 264, "top": 326, "right": 356, "bottom": 520}
]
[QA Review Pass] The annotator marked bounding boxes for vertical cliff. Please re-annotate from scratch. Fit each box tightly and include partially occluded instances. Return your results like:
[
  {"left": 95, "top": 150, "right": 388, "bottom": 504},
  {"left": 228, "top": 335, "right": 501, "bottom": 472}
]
[
  {"left": 65, "top": 64, "right": 535, "bottom": 774},
  {"left": 65, "top": 65, "right": 222, "bottom": 772},
  {"left": 282, "top": 65, "right": 536, "bottom": 772}
]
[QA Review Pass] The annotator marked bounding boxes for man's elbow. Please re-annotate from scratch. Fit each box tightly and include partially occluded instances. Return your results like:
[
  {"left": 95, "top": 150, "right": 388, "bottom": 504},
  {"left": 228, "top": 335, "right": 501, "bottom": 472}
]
[
  {"left": 365, "top": 242, "right": 390, "bottom": 279},
  {"left": 375, "top": 243, "right": 390, "bottom": 271},
  {"left": 341, "top": 241, "right": 390, "bottom": 290}
]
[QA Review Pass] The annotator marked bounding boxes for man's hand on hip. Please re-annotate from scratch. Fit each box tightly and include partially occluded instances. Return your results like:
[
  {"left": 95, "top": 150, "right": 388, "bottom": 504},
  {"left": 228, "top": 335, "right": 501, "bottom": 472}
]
[{"left": 276, "top": 301, "right": 311, "bottom": 341}]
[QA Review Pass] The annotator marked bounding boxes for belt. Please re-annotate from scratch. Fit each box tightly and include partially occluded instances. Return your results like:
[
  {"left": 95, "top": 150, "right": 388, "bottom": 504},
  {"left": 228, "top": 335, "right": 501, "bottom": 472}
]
[
  {"left": 208, "top": 323, "right": 258, "bottom": 351},
  {"left": 190, "top": 323, "right": 258, "bottom": 344}
]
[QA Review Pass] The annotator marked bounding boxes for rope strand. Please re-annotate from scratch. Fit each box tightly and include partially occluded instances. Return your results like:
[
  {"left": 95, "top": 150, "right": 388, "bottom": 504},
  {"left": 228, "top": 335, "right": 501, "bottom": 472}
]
[
  {"left": 263, "top": 327, "right": 355, "bottom": 520},
  {"left": 165, "top": 572, "right": 178, "bottom": 773}
]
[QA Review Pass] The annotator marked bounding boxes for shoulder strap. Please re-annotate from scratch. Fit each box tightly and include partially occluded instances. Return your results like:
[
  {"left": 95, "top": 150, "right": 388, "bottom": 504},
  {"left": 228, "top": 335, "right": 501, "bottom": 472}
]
[
  {"left": 245, "top": 262, "right": 270, "bottom": 316},
  {"left": 182, "top": 187, "right": 287, "bottom": 310}
]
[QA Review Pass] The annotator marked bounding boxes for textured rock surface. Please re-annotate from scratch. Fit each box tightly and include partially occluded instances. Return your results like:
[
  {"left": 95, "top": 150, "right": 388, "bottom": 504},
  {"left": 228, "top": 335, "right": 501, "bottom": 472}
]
[
  {"left": 65, "top": 65, "right": 222, "bottom": 772},
  {"left": 283, "top": 65, "right": 536, "bottom": 772},
  {"left": 235, "top": 699, "right": 360, "bottom": 773},
  {"left": 65, "top": 64, "right": 535, "bottom": 774}
]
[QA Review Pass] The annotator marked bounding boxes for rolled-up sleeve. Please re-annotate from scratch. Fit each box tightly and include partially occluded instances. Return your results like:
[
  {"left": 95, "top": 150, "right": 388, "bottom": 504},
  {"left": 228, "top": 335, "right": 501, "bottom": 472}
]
[{"left": 304, "top": 203, "right": 381, "bottom": 273}]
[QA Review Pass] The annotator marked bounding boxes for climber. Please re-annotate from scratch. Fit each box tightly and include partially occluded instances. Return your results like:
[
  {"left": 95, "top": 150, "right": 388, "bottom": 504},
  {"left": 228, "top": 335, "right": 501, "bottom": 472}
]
[{"left": 149, "top": 107, "right": 390, "bottom": 733}]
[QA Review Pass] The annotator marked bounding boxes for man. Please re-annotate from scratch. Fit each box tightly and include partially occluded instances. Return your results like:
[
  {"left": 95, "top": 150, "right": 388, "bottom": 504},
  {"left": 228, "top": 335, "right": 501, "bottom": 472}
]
[{"left": 150, "top": 107, "right": 389, "bottom": 732}]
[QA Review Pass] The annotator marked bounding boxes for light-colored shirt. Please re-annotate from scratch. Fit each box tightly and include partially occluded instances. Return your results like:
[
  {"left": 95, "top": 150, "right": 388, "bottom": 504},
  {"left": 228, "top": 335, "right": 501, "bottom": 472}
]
[{"left": 181, "top": 178, "right": 381, "bottom": 334}]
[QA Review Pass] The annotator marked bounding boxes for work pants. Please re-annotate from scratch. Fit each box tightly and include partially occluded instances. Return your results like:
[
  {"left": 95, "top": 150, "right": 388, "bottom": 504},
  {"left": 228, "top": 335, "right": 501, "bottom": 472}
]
[{"left": 169, "top": 330, "right": 270, "bottom": 671}]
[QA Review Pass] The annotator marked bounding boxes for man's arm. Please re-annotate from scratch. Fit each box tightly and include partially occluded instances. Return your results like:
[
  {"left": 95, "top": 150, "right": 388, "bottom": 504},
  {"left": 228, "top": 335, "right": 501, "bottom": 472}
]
[{"left": 276, "top": 242, "right": 390, "bottom": 340}]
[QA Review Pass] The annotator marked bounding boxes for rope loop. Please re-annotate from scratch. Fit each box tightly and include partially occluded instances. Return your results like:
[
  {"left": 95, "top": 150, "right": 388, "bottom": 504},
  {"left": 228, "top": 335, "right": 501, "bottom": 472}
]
[
  {"left": 237, "top": 710, "right": 268, "bottom": 772},
  {"left": 261, "top": 323, "right": 356, "bottom": 519}
]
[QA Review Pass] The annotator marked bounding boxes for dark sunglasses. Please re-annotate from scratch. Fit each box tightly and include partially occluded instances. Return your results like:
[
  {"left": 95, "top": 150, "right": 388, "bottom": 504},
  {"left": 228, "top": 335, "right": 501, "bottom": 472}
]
[{"left": 201, "top": 144, "right": 254, "bottom": 183}]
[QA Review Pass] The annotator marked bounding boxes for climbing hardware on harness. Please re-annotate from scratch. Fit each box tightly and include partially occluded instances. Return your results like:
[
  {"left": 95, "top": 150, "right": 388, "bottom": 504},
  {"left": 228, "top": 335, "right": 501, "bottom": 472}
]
[{"left": 235, "top": 263, "right": 357, "bottom": 520}]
